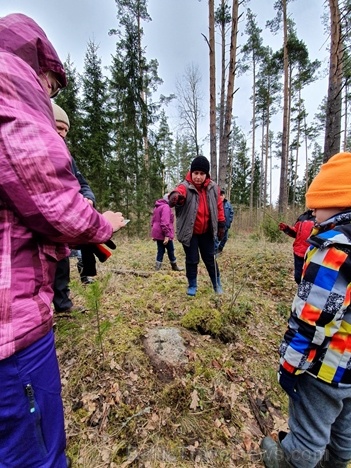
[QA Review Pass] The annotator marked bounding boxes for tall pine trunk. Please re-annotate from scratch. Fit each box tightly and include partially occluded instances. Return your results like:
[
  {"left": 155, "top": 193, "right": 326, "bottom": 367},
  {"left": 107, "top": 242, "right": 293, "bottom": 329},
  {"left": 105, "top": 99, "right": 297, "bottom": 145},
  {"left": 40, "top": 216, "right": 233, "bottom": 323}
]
[
  {"left": 324, "top": 0, "right": 342, "bottom": 161},
  {"left": 209, "top": 0, "right": 217, "bottom": 180}
]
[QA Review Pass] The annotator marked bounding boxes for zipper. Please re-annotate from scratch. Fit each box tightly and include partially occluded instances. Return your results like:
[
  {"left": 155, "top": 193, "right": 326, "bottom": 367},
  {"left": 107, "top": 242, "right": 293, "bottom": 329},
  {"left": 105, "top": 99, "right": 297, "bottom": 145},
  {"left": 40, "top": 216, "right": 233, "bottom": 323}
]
[{"left": 25, "top": 383, "right": 48, "bottom": 457}]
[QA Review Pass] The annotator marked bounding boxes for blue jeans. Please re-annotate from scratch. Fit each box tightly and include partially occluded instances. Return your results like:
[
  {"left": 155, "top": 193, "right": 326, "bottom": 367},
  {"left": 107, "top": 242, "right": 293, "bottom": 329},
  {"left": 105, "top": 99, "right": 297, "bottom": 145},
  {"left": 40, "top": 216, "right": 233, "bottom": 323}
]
[
  {"left": 156, "top": 239, "right": 176, "bottom": 263},
  {"left": 182, "top": 232, "right": 219, "bottom": 283},
  {"left": 0, "top": 331, "right": 67, "bottom": 467}
]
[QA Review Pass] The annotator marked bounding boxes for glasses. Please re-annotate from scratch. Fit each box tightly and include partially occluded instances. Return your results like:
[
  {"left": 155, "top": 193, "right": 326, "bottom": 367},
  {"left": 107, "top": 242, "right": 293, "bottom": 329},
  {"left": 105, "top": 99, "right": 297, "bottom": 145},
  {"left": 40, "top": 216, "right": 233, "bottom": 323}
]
[{"left": 41, "top": 72, "right": 62, "bottom": 98}]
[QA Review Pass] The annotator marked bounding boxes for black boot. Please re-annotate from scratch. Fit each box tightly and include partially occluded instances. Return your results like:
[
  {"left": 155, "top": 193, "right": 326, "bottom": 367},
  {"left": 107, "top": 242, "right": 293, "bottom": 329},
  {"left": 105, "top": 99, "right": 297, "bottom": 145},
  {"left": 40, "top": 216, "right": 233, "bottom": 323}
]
[{"left": 171, "top": 261, "right": 184, "bottom": 271}]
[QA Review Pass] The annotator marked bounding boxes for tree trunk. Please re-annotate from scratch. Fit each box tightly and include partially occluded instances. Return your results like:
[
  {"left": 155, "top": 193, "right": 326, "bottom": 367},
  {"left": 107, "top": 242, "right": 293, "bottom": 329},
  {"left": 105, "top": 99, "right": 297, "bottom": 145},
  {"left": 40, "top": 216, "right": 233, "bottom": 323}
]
[
  {"left": 209, "top": 0, "right": 217, "bottom": 181},
  {"left": 324, "top": 0, "right": 342, "bottom": 162},
  {"left": 278, "top": 0, "right": 289, "bottom": 213},
  {"left": 249, "top": 58, "right": 256, "bottom": 211},
  {"left": 218, "top": 0, "right": 226, "bottom": 185},
  {"left": 218, "top": 0, "right": 240, "bottom": 189}
]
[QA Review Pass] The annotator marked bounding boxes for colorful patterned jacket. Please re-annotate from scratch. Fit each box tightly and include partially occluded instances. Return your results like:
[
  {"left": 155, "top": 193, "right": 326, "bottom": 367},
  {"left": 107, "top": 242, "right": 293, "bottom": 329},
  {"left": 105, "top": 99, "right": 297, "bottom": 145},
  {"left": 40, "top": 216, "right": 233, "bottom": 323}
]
[{"left": 279, "top": 211, "right": 351, "bottom": 386}]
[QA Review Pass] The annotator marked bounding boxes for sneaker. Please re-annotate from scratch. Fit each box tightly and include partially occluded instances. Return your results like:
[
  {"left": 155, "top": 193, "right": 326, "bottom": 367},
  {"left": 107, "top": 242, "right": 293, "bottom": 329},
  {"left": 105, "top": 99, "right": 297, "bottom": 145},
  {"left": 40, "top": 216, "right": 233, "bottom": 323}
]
[{"left": 81, "top": 276, "right": 95, "bottom": 285}]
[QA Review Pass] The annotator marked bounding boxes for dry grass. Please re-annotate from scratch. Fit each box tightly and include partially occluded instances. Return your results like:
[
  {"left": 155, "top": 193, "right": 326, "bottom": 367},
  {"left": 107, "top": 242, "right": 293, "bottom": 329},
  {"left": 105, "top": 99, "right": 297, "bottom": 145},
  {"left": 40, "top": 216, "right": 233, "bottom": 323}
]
[{"left": 55, "top": 230, "right": 296, "bottom": 467}]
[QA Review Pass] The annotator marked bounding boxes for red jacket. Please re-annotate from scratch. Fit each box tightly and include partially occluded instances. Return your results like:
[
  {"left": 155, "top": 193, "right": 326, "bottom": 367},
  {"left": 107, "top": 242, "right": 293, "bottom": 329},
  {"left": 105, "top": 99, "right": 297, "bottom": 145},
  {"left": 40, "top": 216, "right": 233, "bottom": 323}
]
[
  {"left": 283, "top": 211, "right": 315, "bottom": 257},
  {"left": 176, "top": 172, "right": 225, "bottom": 235}
]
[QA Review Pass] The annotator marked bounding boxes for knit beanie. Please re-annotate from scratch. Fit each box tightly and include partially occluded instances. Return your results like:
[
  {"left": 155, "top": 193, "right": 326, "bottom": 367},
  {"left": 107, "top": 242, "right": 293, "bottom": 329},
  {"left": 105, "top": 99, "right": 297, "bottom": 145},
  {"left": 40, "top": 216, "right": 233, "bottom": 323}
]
[
  {"left": 306, "top": 152, "right": 351, "bottom": 209},
  {"left": 190, "top": 156, "right": 210, "bottom": 175},
  {"left": 52, "top": 102, "right": 70, "bottom": 128}
]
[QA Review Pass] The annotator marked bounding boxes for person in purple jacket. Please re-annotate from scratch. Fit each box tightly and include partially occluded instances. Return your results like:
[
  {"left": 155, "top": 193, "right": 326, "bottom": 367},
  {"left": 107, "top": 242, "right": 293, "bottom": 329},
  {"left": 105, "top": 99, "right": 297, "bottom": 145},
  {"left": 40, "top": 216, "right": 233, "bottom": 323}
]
[
  {"left": 151, "top": 194, "right": 183, "bottom": 271},
  {"left": 0, "top": 14, "right": 126, "bottom": 468}
]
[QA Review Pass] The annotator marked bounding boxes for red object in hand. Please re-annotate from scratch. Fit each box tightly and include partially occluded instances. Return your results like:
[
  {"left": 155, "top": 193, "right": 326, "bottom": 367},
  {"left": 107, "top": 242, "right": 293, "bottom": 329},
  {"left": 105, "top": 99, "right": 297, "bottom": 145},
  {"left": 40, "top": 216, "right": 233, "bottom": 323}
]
[{"left": 279, "top": 222, "right": 288, "bottom": 231}]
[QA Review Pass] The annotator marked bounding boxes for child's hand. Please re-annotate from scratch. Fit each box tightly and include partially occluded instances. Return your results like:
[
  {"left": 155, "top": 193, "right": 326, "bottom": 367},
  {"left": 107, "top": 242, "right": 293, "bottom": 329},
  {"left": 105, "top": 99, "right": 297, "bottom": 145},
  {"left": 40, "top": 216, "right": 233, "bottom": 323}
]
[
  {"left": 279, "top": 222, "right": 288, "bottom": 231},
  {"left": 163, "top": 237, "right": 169, "bottom": 245}
]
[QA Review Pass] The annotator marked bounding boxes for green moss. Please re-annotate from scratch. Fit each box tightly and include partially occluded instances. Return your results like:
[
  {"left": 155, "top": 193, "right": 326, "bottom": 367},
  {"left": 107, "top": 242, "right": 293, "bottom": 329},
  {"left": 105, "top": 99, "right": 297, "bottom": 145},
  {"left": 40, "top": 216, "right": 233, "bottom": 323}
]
[{"left": 181, "top": 307, "right": 223, "bottom": 337}]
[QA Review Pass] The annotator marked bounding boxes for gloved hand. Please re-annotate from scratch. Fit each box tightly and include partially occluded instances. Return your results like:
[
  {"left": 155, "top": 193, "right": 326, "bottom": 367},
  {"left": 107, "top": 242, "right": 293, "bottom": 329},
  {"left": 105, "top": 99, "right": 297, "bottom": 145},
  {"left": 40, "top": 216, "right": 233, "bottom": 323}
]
[
  {"left": 278, "top": 366, "right": 301, "bottom": 402},
  {"left": 217, "top": 222, "right": 225, "bottom": 241},
  {"left": 168, "top": 191, "right": 185, "bottom": 208},
  {"left": 278, "top": 222, "right": 288, "bottom": 231},
  {"left": 105, "top": 239, "right": 116, "bottom": 250}
]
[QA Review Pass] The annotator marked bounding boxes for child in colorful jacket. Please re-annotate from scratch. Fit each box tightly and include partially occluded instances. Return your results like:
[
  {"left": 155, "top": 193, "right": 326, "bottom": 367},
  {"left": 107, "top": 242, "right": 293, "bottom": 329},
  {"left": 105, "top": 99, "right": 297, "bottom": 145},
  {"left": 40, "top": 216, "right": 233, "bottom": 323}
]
[
  {"left": 169, "top": 156, "right": 225, "bottom": 296},
  {"left": 279, "top": 209, "right": 315, "bottom": 284},
  {"left": 262, "top": 152, "right": 351, "bottom": 468},
  {"left": 151, "top": 195, "right": 183, "bottom": 271}
]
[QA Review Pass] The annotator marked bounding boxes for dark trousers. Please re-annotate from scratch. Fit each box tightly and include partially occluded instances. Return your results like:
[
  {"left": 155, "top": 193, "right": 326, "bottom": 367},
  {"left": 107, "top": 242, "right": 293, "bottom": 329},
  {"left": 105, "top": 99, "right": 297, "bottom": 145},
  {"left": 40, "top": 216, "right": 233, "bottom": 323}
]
[
  {"left": 53, "top": 257, "right": 72, "bottom": 312},
  {"left": 77, "top": 245, "right": 97, "bottom": 279},
  {"left": 215, "top": 228, "right": 229, "bottom": 252},
  {"left": 182, "top": 232, "right": 219, "bottom": 283},
  {"left": 293, "top": 254, "right": 304, "bottom": 284},
  {"left": 156, "top": 240, "right": 176, "bottom": 263},
  {"left": 0, "top": 331, "right": 67, "bottom": 467}
]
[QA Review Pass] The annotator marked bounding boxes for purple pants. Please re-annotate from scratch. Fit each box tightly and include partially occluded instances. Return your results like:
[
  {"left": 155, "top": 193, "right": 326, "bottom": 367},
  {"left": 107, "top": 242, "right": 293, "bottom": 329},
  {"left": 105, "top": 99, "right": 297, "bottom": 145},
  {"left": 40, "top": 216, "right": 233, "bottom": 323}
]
[{"left": 0, "top": 330, "right": 67, "bottom": 467}]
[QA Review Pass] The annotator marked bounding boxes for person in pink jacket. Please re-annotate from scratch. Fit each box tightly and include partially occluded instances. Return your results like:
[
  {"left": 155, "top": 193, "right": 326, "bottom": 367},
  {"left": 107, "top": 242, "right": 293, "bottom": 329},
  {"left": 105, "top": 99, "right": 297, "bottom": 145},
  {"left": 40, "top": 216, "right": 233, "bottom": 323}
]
[
  {"left": 0, "top": 14, "right": 126, "bottom": 467},
  {"left": 151, "top": 194, "right": 183, "bottom": 271}
]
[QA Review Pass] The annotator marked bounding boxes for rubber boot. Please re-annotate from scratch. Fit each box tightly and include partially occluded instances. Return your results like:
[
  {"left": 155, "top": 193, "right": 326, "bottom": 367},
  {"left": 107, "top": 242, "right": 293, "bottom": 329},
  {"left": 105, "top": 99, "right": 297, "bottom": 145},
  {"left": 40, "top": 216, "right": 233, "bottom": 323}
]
[
  {"left": 171, "top": 261, "right": 184, "bottom": 271},
  {"left": 261, "top": 433, "right": 293, "bottom": 468},
  {"left": 211, "top": 276, "right": 223, "bottom": 294},
  {"left": 315, "top": 449, "right": 350, "bottom": 468},
  {"left": 155, "top": 261, "right": 162, "bottom": 271},
  {"left": 187, "top": 278, "right": 197, "bottom": 296}
]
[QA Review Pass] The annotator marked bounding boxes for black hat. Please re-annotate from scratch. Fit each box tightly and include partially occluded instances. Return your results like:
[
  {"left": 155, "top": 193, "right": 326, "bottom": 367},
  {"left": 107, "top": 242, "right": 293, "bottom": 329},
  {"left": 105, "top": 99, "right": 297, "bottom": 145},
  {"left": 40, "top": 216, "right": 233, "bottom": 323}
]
[{"left": 190, "top": 156, "right": 210, "bottom": 175}]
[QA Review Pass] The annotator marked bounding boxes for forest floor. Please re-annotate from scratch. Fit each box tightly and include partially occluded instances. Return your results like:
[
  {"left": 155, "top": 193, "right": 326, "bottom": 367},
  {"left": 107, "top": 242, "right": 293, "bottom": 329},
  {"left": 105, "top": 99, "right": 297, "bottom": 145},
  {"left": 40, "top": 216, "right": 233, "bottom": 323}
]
[{"left": 55, "top": 231, "right": 298, "bottom": 467}]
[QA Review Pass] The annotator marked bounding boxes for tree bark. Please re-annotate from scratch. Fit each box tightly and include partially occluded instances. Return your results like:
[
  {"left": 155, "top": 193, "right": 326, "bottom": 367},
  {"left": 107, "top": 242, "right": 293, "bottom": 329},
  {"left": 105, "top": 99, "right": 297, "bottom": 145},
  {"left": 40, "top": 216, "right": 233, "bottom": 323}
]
[
  {"left": 278, "top": 0, "right": 289, "bottom": 213},
  {"left": 324, "top": 0, "right": 342, "bottom": 161},
  {"left": 209, "top": 0, "right": 217, "bottom": 181},
  {"left": 218, "top": 0, "right": 240, "bottom": 189}
]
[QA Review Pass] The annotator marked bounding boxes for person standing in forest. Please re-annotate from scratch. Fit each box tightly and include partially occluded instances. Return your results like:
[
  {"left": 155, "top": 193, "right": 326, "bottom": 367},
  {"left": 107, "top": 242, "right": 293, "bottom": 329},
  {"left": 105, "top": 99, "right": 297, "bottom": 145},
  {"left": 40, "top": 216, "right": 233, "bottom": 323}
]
[
  {"left": 0, "top": 13, "right": 126, "bottom": 468},
  {"left": 215, "top": 189, "right": 234, "bottom": 255},
  {"left": 261, "top": 152, "right": 351, "bottom": 468},
  {"left": 279, "top": 209, "right": 315, "bottom": 284},
  {"left": 168, "top": 156, "right": 225, "bottom": 296},
  {"left": 151, "top": 194, "right": 183, "bottom": 271},
  {"left": 52, "top": 103, "right": 97, "bottom": 314}
]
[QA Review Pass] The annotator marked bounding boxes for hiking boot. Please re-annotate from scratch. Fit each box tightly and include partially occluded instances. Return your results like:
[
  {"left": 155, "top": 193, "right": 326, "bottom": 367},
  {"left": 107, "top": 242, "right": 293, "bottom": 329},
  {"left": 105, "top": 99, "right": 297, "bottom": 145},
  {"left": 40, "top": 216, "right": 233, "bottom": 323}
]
[
  {"left": 171, "top": 262, "right": 184, "bottom": 271},
  {"left": 261, "top": 434, "right": 293, "bottom": 468},
  {"left": 155, "top": 261, "right": 162, "bottom": 271},
  {"left": 315, "top": 449, "right": 350, "bottom": 467}
]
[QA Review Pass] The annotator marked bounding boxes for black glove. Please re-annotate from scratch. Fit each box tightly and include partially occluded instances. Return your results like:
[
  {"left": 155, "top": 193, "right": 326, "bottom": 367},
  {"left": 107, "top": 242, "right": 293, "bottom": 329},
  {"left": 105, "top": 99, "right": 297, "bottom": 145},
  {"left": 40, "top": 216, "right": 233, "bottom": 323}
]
[
  {"left": 105, "top": 239, "right": 116, "bottom": 250},
  {"left": 217, "top": 222, "right": 225, "bottom": 241},
  {"left": 168, "top": 191, "right": 185, "bottom": 208},
  {"left": 278, "top": 366, "right": 300, "bottom": 402}
]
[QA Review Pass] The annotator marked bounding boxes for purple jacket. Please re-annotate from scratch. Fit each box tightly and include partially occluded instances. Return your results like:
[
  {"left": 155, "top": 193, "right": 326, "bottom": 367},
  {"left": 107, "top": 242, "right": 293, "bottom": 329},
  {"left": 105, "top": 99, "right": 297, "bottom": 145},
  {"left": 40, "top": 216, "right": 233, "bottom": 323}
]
[
  {"left": 0, "top": 14, "right": 113, "bottom": 359},
  {"left": 151, "top": 199, "right": 175, "bottom": 240}
]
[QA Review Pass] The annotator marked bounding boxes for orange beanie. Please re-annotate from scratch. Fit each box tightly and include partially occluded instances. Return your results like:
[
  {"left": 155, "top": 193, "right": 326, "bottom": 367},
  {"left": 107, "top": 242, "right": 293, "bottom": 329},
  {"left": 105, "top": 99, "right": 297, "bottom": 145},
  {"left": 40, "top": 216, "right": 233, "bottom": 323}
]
[{"left": 306, "top": 152, "right": 351, "bottom": 209}]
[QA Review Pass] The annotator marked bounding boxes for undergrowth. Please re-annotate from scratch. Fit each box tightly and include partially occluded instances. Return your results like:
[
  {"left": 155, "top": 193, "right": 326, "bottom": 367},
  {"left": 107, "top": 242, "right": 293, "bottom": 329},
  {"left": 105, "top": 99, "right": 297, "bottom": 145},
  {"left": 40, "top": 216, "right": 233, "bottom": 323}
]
[{"left": 55, "top": 233, "right": 296, "bottom": 467}]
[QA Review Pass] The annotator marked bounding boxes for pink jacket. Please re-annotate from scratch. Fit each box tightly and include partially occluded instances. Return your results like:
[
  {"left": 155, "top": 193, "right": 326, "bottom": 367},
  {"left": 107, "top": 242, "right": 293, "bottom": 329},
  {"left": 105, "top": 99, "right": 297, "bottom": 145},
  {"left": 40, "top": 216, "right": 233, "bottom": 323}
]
[{"left": 0, "top": 14, "right": 113, "bottom": 359}]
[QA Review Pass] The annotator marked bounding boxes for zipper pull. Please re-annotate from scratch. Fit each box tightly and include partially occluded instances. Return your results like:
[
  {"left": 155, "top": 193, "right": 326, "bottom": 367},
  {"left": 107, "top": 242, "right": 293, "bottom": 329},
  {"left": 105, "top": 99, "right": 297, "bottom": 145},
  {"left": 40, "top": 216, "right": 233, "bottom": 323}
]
[{"left": 25, "top": 384, "right": 36, "bottom": 413}]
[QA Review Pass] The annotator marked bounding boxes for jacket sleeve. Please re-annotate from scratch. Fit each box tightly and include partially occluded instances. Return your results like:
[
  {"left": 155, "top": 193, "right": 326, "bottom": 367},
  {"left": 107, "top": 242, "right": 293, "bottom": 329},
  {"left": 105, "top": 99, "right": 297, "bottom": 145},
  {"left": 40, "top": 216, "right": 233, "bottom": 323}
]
[
  {"left": 71, "top": 157, "right": 96, "bottom": 206},
  {"left": 217, "top": 188, "right": 225, "bottom": 223},
  {"left": 279, "top": 245, "right": 351, "bottom": 375},
  {"left": 228, "top": 203, "right": 234, "bottom": 225},
  {"left": 0, "top": 54, "right": 112, "bottom": 245},
  {"left": 160, "top": 205, "right": 173, "bottom": 238}
]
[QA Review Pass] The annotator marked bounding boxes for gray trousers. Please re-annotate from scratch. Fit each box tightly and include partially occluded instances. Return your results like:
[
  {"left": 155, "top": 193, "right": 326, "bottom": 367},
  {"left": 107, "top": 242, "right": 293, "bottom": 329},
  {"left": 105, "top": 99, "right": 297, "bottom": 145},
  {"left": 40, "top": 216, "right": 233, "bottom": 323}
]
[{"left": 281, "top": 372, "right": 351, "bottom": 467}]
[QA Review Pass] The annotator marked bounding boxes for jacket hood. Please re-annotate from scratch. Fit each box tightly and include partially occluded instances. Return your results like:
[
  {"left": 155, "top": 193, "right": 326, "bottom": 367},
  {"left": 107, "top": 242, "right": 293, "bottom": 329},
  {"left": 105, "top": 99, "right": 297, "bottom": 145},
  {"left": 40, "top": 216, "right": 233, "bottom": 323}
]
[
  {"left": 0, "top": 13, "right": 67, "bottom": 87},
  {"left": 154, "top": 198, "right": 169, "bottom": 208},
  {"left": 185, "top": 171, "right": 211, "bottom": 188}
]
